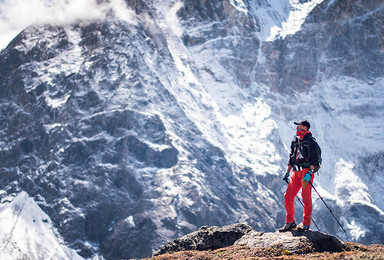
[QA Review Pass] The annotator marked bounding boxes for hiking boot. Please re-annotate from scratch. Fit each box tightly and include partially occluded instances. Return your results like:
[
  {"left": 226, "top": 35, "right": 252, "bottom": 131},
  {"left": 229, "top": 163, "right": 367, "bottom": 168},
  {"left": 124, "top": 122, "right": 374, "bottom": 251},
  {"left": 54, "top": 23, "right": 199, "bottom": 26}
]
[
  {"left": 297, "top": 222, "right": 310, "bottom": 231},
  {"left": 279, "top": 221, "right": 296, "bottom": 232}
]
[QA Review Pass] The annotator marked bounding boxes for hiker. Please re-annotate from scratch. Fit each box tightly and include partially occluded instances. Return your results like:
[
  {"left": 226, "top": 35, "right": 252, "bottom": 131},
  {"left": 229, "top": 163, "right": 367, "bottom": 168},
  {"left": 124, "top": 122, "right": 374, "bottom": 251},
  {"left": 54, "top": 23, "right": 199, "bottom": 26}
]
[{"left": 280, "top": 120, "right": 320, "bottom": 232}]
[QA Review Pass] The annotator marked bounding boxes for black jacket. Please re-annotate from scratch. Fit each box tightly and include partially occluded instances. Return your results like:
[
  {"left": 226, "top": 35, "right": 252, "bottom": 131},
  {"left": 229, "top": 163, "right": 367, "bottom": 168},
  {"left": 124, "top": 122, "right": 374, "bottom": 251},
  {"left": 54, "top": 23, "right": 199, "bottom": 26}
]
[{"left": 288, "top": 132, "right": 319, "bottom": 167}]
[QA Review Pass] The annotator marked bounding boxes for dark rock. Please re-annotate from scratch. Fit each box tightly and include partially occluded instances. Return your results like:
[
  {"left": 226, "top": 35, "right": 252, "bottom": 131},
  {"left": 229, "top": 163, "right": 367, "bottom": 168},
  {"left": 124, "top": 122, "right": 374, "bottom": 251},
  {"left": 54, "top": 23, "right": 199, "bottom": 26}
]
[
  {"left": 101, "top": 215, "right": 157, "bottom": 260},
  {"left": 153, "top": 223, "right": 253, "bottom": 256},
  {"left": 20, "top": 139, "right": 33, "bottom": 154},
  {"left": 235, "top": 230, "right": 345, "bottom": 254}
]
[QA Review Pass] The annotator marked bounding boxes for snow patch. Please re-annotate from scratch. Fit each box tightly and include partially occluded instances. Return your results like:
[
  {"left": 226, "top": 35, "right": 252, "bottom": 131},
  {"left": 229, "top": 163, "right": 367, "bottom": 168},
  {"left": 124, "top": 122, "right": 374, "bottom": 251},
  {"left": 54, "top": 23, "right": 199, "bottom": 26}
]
[
  {"left": 164, "top": 1, "right": 184, "bottom": 38},
  {"left": 218, "top": 99, "right": 281, "bottom": 173},
  {"left": 266, "top": 0, "right": 325, "bottom": 41},
  {"left": 126, "top": 216, "right": 135, "bottom": 228},
  {"left": 229, "top": 0, "right": 248, "bottom": 13},
  {"left": 0, "top": 192, "right": 82, "bottom": 259},
  {"left": 347, "top": 220, "right": 366, "bottom": 241},
  {"left": 45, "top": 94, "right": 71, "bottom": 109},
  {"left": 44, "top": 123, "right": 63, "bottom": 133},
  {"left": 334, "top": 159, "right": 371, "bottom": 206}
]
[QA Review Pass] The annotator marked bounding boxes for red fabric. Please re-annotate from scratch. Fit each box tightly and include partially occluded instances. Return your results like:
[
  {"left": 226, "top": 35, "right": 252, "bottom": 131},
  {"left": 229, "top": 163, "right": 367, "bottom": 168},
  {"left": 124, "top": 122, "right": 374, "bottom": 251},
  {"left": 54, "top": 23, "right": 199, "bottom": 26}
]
[
  {"left": 296, "top": 129, "right": 311, "bottom": 140},
  {"left": 284, "top": 168, "right": 314, "bottom": 226}
]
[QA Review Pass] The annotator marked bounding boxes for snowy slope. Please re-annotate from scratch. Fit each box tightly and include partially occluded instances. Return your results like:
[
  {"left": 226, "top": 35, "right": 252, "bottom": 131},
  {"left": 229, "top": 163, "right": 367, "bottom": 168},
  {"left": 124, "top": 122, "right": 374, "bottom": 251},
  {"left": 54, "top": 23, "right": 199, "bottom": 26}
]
[
  {"left": 266, "top": 0, "right": 325, "bottom": 41},
  {"left": 0, "top": 192, "right": 83, "bottom": 260},
  {"left": 153, "top": 0, "right": 283, "bottom": 176}
]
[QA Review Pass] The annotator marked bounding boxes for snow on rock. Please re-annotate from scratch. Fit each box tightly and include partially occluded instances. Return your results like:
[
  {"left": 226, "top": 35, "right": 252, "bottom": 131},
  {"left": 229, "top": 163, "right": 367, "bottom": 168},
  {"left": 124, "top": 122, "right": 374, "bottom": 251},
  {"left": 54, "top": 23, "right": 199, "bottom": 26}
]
[
  {"left": 0, "top": 192, "right": 83, "bottom": 260},
  {"left": 266, "top": 0, "right": 326, "bottom": 41},
  {"left": 334, "top": 159, "right": 371, "bottom": 206}
]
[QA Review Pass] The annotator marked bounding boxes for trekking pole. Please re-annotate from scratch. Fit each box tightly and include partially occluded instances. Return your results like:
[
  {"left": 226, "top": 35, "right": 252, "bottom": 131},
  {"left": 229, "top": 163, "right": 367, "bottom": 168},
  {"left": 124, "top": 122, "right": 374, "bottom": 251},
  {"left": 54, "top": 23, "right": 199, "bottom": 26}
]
[
  {"left": 285, "top": 180, "right": 320, "bottom": 232},
  {"left": 309, "top": 181, "right": 347, "bottom": 234}
]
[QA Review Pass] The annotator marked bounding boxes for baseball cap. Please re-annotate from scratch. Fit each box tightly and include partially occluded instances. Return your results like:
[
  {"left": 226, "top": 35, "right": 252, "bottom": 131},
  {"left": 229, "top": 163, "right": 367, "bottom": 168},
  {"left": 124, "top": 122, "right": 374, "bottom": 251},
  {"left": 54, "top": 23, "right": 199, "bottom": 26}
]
[{"left": 294, "top": 120, "right": 311, "bottom": 130}]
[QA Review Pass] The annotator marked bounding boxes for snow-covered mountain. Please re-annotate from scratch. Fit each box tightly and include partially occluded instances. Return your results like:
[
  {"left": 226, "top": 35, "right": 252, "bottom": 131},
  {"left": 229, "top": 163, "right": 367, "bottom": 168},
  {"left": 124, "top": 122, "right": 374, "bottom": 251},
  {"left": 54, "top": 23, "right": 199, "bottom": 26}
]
[
  {"left": 0, "top": 0, "right": 383, "bottom": 259},
  {"left": 0, "top": 192, "right": 82, "bottom": 259}
]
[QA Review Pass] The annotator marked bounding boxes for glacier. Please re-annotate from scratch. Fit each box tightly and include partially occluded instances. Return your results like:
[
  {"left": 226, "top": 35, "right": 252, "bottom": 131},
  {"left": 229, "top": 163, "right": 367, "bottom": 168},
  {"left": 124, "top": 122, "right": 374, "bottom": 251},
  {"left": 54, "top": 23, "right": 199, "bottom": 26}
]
[{"left": 0, "top": 0, "right": 383, "bottom": 259}]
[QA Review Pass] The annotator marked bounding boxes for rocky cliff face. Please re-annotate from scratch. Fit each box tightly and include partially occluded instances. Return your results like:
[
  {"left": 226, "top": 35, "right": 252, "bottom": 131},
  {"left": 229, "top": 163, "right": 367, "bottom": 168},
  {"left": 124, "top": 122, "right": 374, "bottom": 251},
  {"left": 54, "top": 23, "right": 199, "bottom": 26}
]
[
  {"left": 0, "top": 0, "right": 383, "bottom": 259},
  {"left": 0, "top": 1, "right": 284, "bottom": 258},
  {"left": 257, "top": 0, "right": 384, "bottom": 92}
]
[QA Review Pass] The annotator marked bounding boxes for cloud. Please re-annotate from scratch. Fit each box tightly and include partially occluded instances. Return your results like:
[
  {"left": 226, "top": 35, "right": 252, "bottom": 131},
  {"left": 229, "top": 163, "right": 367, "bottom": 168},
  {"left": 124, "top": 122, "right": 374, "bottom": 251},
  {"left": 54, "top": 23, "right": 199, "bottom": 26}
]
[{"left": 0, "top": 0, "right": 136, "bottom": 50}]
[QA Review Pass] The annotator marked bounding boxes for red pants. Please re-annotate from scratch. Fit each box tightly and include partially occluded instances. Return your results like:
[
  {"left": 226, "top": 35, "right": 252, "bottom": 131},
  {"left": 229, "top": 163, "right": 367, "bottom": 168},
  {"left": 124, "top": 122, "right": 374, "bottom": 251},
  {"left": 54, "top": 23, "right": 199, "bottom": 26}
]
[{"left": 284, "top": 168, "right": 314, "bottom": 226}]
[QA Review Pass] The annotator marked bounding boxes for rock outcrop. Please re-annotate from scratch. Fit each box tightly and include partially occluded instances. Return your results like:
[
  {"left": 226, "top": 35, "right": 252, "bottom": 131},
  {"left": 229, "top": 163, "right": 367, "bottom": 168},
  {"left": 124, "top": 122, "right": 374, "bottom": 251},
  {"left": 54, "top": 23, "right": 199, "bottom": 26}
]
[
  {"left": 235, "top": 229, "right": 344, "bottom": 254},
  {"left": 153, "top": 223, "right": 253, "bottom": 256},
  {"left": 154, "top": 223, "right": 345, "bottom": 256}
]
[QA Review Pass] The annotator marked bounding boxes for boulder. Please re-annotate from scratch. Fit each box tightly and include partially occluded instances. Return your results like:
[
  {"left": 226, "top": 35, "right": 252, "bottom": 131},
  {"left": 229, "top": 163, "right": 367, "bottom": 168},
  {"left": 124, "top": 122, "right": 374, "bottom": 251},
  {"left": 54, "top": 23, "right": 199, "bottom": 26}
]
[
  {"left": 235, "top": 230, "right": 345, "bottom": 254},
  {"left": 153, "top": 223, "right": 253, "bottom": 256}
]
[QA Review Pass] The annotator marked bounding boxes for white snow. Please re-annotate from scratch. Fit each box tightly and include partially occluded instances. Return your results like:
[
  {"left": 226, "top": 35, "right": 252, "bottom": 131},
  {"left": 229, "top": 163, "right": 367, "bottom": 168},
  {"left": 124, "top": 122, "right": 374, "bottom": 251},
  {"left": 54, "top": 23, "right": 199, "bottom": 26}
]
[
  {"left": 0, "top": 0, "right": 136, "bottom": 50},
  {"left": 334, "top": 158, "right": 371, "bottom": 206},
  {"left": 0, "top": 192, "right": 83, "bottom": 260},
  {"left": 126, "top": 216, "right": 135, "bottom": 228},
  {"left": 229, "top": 0, "right": 249, "bottom": 13},
  {"left": 266, "top": 0, "right": 325, "bottom": 41},
  {"left": 45, "top": 94, "right": 71, "bottom": 109},
  {"left": 347, "top": 220, "right": 366, "bottom": 241},
  {"left": 44, "top": 123, "right": 63, "bottom": 133},
  {"left": 247, "top": 0, "right": 290, "bottom": 41}
]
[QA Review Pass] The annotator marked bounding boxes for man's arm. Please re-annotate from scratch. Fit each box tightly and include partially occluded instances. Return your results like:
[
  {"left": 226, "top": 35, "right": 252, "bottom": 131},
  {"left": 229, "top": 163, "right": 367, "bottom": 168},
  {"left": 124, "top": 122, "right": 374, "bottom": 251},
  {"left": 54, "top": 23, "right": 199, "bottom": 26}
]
[{"left": 287, "top": 139, "right": 295, "bottom": 168}]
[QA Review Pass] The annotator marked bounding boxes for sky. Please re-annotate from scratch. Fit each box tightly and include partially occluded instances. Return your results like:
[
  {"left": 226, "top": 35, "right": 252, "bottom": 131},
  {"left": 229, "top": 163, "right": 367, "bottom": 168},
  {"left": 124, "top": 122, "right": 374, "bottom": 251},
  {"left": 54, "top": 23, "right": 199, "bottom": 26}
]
[{"left": 0, "top": 0, "right": 135, "bottom": 50}]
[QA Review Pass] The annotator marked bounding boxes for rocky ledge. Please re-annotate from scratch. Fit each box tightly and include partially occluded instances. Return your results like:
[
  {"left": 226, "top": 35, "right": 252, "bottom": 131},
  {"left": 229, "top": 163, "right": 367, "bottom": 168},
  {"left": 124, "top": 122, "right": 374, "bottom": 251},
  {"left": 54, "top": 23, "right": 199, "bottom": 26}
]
[
  {"left": 153, "top": 223, "right": 253, "bottom": 256},
  {"left": 144, "top": 223, "right": 384, "bottom": 259}
]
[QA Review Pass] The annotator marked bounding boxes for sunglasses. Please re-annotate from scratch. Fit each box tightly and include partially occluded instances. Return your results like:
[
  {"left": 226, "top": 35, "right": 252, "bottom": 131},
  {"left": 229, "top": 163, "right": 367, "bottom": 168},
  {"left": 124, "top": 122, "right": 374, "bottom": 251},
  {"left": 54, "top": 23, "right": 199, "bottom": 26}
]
[{"left": 297, "top": 126, "right": 307, "bottom": 131}]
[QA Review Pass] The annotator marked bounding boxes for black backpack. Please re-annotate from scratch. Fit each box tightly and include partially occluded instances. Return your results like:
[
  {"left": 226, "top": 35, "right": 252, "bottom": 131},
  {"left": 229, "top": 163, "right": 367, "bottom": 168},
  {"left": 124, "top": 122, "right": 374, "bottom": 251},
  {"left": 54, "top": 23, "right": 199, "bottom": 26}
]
[
  {"left": 293, "top": 137, "right": 322, "bottom": 172},
  {"left": 306, "top": 137, "right": 322, "bottom": 173}
]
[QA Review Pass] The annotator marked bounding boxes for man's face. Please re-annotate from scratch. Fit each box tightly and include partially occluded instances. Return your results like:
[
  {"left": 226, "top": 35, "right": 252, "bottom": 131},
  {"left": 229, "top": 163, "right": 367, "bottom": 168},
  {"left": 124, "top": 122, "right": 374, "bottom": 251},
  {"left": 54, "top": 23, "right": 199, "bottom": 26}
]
[{"left": 297, "top": 125, "right": 308, "bottom": 132}]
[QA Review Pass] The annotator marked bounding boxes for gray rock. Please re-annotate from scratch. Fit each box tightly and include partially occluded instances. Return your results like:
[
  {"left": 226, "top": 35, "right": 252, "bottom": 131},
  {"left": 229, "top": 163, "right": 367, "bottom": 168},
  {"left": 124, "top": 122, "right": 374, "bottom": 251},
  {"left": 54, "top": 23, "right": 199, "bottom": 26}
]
[
  {"left": 257, "top": 0, "right": 384, "bottom": 92},
  {"left": 153, "top": 223, "right": 253, "bottom": 256},
  {"left": 235, "top": 230, "right": 345, "bottom": 254}
]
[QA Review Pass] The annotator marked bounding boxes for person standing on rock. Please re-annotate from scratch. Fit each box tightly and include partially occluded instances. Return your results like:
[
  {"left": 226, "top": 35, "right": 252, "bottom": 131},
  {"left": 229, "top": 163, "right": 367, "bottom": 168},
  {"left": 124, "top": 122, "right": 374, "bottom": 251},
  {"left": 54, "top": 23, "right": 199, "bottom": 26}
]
[{"left": 280, "top": 120, "right": 320, "bottom": 232}]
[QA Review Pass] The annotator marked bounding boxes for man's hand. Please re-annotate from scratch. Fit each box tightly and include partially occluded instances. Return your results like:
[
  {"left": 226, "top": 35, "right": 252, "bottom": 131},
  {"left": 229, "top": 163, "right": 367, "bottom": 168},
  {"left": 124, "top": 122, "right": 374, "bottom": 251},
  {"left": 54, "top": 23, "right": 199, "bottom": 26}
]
[
  {"left": 303, "top": 171, "right": 313, "bottom": 183},
  {"left": 282, "top": 172, "right": 290, "bottom": 183}
]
